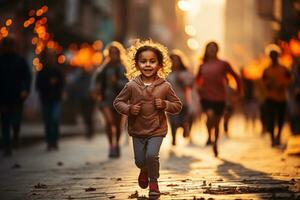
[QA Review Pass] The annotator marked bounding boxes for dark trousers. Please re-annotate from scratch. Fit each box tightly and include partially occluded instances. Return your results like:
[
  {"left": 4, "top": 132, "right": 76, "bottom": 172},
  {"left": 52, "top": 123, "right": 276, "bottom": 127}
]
[
  {"left": 264, "top": 99, "right": 286, "bottom": 143},
  {"left": 78, "top": 98, "right": 94, "bottom": 137},
  {"left": 1, "top": 103, "right": 24, "bottom": 152},
  {"left": 41, "top": 101, "right": 61, "bottom": 145},
  {"left": 1, "top": 105, "right": 13, "bottom": 152},
  {"left": 169, "top": 106, "right": 188, "bottom": 144},
  {"left": 11, "top": 103, "right": 23, "bottom": 142}
]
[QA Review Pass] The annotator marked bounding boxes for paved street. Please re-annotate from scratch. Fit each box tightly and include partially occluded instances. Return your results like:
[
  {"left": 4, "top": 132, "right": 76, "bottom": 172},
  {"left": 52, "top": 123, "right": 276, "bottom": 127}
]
[{"left": 0, "top": 115, "right": 300, "bottom": 200}]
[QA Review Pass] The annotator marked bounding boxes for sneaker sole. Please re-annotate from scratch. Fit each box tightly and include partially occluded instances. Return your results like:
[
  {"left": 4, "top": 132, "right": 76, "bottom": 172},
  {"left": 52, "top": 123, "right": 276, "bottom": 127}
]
[{"left": 149, "top": 191, "right": 160, "bottom": 196}]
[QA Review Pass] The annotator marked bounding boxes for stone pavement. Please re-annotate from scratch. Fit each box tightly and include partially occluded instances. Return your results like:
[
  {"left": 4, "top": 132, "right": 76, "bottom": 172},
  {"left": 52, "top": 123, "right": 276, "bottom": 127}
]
[{"left": 0, "top": 115, "right": 300, "bottom": 200}]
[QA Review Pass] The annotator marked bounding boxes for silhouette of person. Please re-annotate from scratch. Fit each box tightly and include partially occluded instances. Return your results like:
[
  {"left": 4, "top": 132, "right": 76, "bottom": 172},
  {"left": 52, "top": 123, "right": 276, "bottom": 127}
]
[
  {"left": 36, "top": 49, "right": 65, "bottom": 151},
  {"left": 0, "top": 37, "right": 32, "bottom": 156}
]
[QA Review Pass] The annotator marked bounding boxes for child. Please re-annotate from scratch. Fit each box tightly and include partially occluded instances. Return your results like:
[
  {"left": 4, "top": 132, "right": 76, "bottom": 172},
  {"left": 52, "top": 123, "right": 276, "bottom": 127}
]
[{"left": 113, "top": 40, "right": 182, "bottom": 196}]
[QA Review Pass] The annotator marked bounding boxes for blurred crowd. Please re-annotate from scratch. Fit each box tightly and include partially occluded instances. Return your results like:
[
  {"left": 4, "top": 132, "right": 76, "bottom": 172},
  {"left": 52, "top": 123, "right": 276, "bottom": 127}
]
[{"left": 0, "top": 36, "right": 300, "bottom": 157}]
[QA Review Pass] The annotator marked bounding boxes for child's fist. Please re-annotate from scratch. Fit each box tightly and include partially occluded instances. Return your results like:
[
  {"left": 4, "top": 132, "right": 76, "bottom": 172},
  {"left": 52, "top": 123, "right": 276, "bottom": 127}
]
[
  {"left": 130, "top": 103, "right": 141, "bottom": 115},
  {"left": 155, "top": 98, "right": 166, "bottom": 109}
]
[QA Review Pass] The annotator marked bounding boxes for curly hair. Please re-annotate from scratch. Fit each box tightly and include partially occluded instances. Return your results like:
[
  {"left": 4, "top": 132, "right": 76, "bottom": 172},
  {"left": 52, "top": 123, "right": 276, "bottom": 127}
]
[{"left": 126, "top": 39, "right": 172, "bottom": 80}]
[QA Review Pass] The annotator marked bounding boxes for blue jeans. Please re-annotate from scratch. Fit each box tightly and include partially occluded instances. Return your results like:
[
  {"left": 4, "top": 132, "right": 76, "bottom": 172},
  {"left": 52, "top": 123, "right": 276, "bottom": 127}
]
[
  {"left": 41, "top": 102, "right": 61, "bottom": 145},
  {"left": 132, "top": 136, "right": 163, "bottom": 182}
]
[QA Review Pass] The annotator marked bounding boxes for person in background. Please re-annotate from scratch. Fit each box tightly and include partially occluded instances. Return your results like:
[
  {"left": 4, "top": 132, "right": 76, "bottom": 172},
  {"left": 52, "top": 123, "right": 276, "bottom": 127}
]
[
  {"left": 168, "top": 50, "right": 193, "bottom": 145},
  {"left": 195, "top": 41, "right": 241, "bottom": 157},
  {"left": 65, "top": 68, "right": 96, "bottom": 139},
  {"left": 90, "top": 41, "right": 128, "bottom": 158},
  {"left": 289, "top": 57, "right": 300, "bottom": 135},
  {"left": 36, "top": 49, "right": 65, "bottom": 151},
  {"left": 262, "top": 49, "right": 291, "bottom": 147},
  {"left": 240, "top": 68, "right": 259, "bottom": 134},
  {"left": 0, "top": 37, "right": 32, "bottom": 156}
]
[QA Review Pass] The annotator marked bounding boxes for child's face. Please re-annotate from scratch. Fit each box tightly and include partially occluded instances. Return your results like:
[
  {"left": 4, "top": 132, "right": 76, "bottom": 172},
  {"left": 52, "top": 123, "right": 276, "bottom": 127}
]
[{"left": 136, "top": 50, "right": 161, "bottom": 78}]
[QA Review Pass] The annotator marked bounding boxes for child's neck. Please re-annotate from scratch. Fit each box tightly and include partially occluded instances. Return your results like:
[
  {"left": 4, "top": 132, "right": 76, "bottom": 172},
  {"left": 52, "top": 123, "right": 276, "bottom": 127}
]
[{"left": 141, "top": 75, "right": 158, "bottom": 85}]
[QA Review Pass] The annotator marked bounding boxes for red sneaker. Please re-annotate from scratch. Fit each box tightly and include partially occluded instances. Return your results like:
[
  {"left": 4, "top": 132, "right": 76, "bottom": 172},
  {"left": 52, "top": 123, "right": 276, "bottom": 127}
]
[
  {"left": 138, "top": 169, "right": 148, "bottom": 189},
  {"left": 149, "top": 181, "right": 160, "bottom": 196}
]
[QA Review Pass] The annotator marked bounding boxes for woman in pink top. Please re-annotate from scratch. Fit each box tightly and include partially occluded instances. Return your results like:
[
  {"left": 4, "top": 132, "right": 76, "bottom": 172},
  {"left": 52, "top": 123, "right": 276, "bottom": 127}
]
[{"left": 196, "top": 41, "right": 241, "bottom": 157}]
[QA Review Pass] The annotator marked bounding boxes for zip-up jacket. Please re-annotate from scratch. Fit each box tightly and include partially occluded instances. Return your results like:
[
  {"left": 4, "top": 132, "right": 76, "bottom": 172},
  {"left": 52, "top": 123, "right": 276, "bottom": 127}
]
[{"left": 114, "top": 75, "right": 182, "bottom": 138}]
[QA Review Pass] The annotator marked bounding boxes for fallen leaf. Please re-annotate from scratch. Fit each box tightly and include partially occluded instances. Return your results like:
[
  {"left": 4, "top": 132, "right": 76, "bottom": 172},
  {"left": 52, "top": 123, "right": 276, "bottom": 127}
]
[
  {"left": 34, "top": 183, "right": 47, "bottom": 189},
  {"left": 193, "top": 197, "right": 205, "bottom": 200},
  {"left": 128, "top": 190, "right": 139, "bottom": 199},
  {"left": 11, "top": 163, "right": 21, "bottom": 169},
  {"left": 85, "top": 187, "right": 96, "bottom": 192},
  {"left": 167, "top": 184, "right": 179, "bottom": 187}
]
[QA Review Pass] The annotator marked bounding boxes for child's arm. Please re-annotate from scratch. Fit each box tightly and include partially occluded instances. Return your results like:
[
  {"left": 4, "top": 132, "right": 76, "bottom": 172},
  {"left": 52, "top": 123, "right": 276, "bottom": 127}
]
[
  {"left": 163, "top": 84, "right": 182, "bottom": 114},
  {"left": 113, "top": 84, "right": 132, "bottom": 115}
]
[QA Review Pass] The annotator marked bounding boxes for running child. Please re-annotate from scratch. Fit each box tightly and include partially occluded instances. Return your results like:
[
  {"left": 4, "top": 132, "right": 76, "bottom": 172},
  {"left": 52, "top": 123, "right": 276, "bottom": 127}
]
[{"left": 113, "top": 39, "right": 182, "bottom": 197}]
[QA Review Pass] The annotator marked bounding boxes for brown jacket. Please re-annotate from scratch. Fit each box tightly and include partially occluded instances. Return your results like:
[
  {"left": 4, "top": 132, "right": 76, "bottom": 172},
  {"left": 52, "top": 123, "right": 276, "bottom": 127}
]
[{"left": 113, "top": 75, "right": 182, "bottom": 138}]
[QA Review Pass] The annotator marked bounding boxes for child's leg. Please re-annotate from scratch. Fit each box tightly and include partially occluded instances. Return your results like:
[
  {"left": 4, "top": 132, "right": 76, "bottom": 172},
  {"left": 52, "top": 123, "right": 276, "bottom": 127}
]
[
  {"left": 132, "top": 137, "right": 147, "bottom": 170},
  {"left": 146, "top": 137, "right": 163, "bottom": 182}
]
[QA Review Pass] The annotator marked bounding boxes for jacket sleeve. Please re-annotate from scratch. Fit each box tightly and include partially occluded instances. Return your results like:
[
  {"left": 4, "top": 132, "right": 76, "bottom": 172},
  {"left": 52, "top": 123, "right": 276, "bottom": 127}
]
[
  {"left": 113, "top": 83, "right": 131, "bottom": 115},
  {"left": 164, "top": 84, "right": 182, "bottom": 114}
]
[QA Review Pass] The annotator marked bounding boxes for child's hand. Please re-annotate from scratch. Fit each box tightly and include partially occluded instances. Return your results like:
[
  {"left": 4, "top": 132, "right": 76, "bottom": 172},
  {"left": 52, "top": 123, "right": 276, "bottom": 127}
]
[
  {"left": 130, "top": 103, "right": 141, "bottom": 115},
  {"left": 155, "top": 98, "right": 166, "bottom": 109}
]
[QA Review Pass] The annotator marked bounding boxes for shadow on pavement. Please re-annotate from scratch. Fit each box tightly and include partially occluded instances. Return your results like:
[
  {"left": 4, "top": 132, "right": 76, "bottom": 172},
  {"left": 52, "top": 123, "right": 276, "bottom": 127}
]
[
  {"left": 162, "top": 148, "right": 202, "bottom": 174},
  {"left": 215, "top": 158, "right": 299, "bottom": 199}
]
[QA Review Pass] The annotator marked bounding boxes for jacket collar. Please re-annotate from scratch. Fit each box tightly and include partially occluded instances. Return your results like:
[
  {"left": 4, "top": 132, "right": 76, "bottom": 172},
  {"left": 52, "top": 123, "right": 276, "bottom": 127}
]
[{"left": 133, "top": 75, "right": 165, "bottom": 88}]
